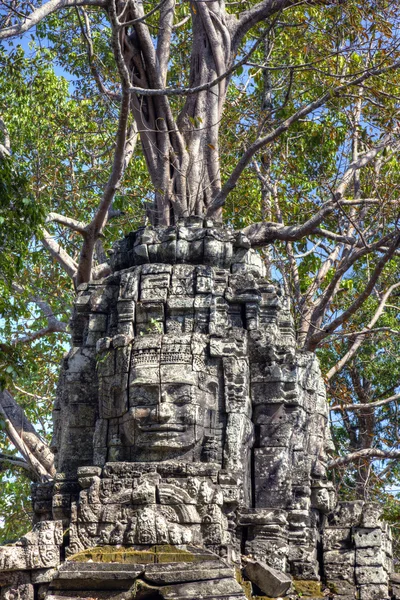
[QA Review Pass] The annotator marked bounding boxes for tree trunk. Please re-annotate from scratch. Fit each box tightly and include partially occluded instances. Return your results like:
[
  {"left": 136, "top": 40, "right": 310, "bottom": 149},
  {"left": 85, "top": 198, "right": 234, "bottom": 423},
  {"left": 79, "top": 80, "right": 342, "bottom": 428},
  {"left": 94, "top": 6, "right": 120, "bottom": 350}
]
[{"left": 120, "top": 0, "right": 231, "bottom": 224}]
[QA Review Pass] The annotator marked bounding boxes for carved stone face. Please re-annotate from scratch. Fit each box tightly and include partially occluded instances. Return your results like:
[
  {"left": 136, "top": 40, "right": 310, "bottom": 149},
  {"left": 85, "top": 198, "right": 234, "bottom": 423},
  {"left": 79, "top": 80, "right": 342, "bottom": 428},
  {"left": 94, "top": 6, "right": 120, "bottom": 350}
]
[
  {"left": 122, "top": 349, "right": 219, "bottom": 459},
  {"left": 129, "top": 381, "right": 201, "bottom": 450}
]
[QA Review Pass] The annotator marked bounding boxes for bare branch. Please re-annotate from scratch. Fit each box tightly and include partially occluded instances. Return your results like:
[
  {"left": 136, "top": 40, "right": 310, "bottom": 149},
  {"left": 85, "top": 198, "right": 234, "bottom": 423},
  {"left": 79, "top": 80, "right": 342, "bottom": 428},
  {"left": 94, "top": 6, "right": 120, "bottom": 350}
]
[
  {"left": 0, "top": 0, "right": 107, "bottom": 40},
  {"left": 92, "top": 261, "right": 112, "bottom": 279},
  {"left": 10, "top": 282, "right": 68, "bottom": 344},
  {"left": 67, "top": 0, "right": 139, "bottom": 285},
  {"left": 0, "top": 453, "right": 35, "bottom": 478},
  {"left": 40, "top": 227, "right": 78, "bottom": 279},
  {"left": 0, "top": 390, "right": 55, "bottom": 481},
  {"left": 207, "top": 67, "right": 400, "bottom": 216},
  {"left": 46, "top": 212, "right": 87, "bottom": 234},
  {"left": 329, "top": 327, "right": 400, "bottom": 338},
  {"left": 241, "top": 201, "right": 382, "bottom": 247},
  {"left": 172, "top": 14, "right": 190, "bottom": 30},
  {"left": 292, "top": 239, "right": 323, "bottom": 259},
  {"left": 11, "top": 322, "right": 67, "bottom": 345},
  {"left": 124, "top": 122, "right": 139, "bottom": 170},
  {"left": 117, "top": 0, "right": 166, "bottom": 27},
  {"left": 76, "top": 7, "right": 121, "bottom": 101},
  {"left": 241, "top": 129, "right": 399, "bottom": 248},
  {"left": 326, "top": 282, "right": 400, "bottom": 380},
  {"left": 12, "top": 383, "right": 51, "bottom": 401},
  {"left": 328, "top": 447, "right": 400, "bottom": 469},
  {"left": 156, "top": 0, "right": 175, "bottom": 86},
  {"left": 232, "top": 0, "right": 299, "bottom": 51},
  {"left": 309, "top": 234, "right": 400, "bottom": 348},
  {"left": 76, "top": 90, "right": 134, "bottom": 285},
  {"left": 316, "top": 228, "right": 356, "bottom": 245},
  {"left": 0, "top": 115, "right": 11, "bottom": 158},
  {"left": 330, "top": 393, "right": 400, "bottom": 413}
]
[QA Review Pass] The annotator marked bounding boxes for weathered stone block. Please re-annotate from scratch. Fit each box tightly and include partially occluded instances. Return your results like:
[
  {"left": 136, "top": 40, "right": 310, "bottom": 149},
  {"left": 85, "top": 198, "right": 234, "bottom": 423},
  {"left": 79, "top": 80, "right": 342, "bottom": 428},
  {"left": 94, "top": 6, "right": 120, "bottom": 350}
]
[
  {"left": 356, "top": 547, "right": 385, "bottom": 567},
  {"left": 323, "top": 527, "right": 352, "bottom": 550},
  {"left": 326, "top": 578, "right": 356, "bottom": 596},
  {"left": 290, "top": 560, "right": 320, "bottom": 580},
  {"left": 161, "top": 577, "right": 244, "bottom": 598},
  {"left": 245, "top": 537, "right": 288, "bottom": 572},
  {"left": 358, "top": 583, "right": 390, "bottom": 600},
  {"left": 324, "top": 550, "right": 355, "bottom": 566},
  {"left": 324, "top": 562, "right": 355, "bottom": 581},
  {"left": 355, "top": 566, "right": 388, "bottom": 585},
  {"left": 330, "top": 501, "right": 364, "bottom": 527},
  {"left": 244, "top": 560, "right": 292, "bottom": 597},
  {"left": 353, "top": 528, "right": 382, "bottom": 548}
]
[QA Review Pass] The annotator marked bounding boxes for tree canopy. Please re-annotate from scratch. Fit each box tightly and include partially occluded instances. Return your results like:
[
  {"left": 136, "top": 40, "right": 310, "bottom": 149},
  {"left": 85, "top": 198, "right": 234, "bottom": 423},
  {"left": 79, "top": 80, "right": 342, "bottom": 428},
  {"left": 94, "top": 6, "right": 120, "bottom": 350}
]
[{"left": 0, "top": 0, "right": 400, "bottom": 544}]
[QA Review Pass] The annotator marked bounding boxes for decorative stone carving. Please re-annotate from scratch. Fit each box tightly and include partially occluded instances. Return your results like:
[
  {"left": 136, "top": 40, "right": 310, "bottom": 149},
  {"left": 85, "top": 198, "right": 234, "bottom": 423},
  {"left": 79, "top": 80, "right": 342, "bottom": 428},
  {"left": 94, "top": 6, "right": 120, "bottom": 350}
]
[{"left": 0, "top": 221, "right": 393, "bottom": 599}]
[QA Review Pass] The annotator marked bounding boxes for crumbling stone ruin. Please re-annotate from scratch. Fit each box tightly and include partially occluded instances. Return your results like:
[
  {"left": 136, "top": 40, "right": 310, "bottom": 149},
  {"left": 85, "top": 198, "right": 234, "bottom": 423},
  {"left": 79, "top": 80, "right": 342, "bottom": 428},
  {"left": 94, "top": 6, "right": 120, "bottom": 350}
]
[{"left": 0, "top": 220, "right": 396, "bottom": 599}]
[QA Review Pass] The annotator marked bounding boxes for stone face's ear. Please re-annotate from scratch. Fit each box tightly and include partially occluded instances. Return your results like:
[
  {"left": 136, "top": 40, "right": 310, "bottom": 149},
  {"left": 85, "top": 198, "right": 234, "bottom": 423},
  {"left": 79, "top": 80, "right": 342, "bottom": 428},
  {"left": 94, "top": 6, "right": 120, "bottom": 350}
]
[
  {"left": 201, "top": 435, "right": 219, "bottom": 463},
  {"left": 198, "top": 374, "right": 219, "bottom": 397}
]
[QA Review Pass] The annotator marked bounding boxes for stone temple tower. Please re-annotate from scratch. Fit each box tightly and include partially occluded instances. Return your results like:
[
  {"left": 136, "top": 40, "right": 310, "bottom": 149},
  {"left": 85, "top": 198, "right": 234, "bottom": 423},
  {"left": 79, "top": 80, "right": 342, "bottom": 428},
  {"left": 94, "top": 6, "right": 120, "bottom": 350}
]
[{"left": 0, "top": 219, "right": 394, "bottom": 599}]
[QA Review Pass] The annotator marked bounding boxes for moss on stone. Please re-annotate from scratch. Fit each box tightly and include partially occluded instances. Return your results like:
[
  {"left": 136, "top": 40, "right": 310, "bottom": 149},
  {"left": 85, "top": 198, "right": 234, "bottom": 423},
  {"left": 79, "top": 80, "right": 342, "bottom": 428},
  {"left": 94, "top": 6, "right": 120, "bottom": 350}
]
[
  {"left": 68, "top": 545, "right": 155, "bottom": 564},
  {"left": 253, "top": 597, "right": 290, "bottom": 600},
  {"left": 293, "top": 580, "right": 323, "bottom": 597},
  {"left": 132, "top": 578, "right": 160, "bottom": 594},
  {"left": 326, "top": 581, "right": 338, "bottom": 594},
  {"left": 68, "top": 544, "right": 210, "bottom": 565}
]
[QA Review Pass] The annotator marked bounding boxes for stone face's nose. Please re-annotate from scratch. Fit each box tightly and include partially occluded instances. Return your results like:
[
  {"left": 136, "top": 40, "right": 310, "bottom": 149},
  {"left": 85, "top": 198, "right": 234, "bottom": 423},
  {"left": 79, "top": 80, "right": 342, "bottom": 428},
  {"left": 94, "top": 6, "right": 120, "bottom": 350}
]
[{"left": 158, "top": 392, "right": 173, "bottom": 421}]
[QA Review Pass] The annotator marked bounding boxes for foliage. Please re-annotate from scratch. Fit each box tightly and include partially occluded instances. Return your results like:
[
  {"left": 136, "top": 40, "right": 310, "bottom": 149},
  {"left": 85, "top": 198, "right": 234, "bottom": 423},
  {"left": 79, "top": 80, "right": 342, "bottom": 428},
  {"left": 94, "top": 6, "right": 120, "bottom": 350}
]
[{"left": 0, "top": 154, "right": 44, "bottom": 284}]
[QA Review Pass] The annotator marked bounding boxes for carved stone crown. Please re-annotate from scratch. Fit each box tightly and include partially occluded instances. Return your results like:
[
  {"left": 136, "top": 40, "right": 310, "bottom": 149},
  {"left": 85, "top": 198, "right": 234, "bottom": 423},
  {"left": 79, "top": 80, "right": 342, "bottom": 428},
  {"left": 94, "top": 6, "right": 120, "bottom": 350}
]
[{"left": 109, "top": 218, "right": 267, "bottom": 275}]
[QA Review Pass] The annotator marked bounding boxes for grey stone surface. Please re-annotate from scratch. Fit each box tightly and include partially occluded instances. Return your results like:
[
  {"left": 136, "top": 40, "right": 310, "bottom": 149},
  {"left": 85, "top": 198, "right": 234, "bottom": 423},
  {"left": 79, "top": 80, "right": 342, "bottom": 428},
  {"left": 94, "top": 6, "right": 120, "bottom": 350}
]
[
  {"left": 0, "top": 222, "right": 393, "bottom": 599},
  {"left": 244, "top": 559, "right": 292, "bottom": 597}
]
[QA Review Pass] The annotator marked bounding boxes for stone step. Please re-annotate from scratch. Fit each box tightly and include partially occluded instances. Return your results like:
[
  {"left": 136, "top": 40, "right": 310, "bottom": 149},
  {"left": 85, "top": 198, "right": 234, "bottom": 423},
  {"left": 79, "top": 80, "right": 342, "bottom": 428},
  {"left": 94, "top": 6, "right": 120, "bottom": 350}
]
[
  {"left": 144, "top": 566, "right": 234, "bottom": 585},
  {"left": 160, "top": 577, "right": 244, "bottom": 598}
]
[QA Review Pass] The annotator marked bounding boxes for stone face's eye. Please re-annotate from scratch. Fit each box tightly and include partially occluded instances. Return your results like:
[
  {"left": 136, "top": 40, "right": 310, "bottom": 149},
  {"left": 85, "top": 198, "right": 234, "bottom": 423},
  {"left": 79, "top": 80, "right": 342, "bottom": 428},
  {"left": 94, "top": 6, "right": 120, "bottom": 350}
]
[
  {"left": 132, "top": 396, "right": 153, "bottom": 406},
  {"left": 174, "top": 394, "right": 192, "bottom": 405},
  {"left": 130, "top": 385, "right": 158, "bottom": 407},
  {"left": 162, "top": 384, "right": 193, "bottom": 405}
]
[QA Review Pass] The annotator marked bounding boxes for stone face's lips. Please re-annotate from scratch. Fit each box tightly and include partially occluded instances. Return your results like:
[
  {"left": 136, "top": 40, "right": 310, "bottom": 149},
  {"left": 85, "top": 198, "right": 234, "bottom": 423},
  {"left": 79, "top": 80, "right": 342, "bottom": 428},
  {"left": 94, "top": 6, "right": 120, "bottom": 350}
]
[{"left": 138, "top": 424, "right": 186, "bottom": 432}]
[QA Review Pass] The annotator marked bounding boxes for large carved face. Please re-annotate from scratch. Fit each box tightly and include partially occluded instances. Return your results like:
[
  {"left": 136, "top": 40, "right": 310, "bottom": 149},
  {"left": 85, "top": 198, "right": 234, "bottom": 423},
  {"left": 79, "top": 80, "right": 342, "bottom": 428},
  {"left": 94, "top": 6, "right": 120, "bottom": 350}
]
[
  {"left": 129, "top": 379, "right": 208, "bottom": 451},
  {"left": 121, "top": 335, "right": 220, "bottom": 460}
]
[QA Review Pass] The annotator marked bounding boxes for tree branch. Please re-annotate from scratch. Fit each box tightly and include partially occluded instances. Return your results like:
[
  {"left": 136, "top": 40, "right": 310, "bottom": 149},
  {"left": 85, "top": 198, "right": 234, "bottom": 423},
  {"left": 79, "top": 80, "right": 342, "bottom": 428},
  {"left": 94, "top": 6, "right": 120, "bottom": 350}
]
[
  {"left": 40, "top": 227, "right": 78, "bottom": 279},
  {"left": 0, "top": 390, "right": 55, "bottom": 481},
  {"left": 0, "top": 452, "right": 35, "bottom": 477},
  {"left": 12, "top": 383, "right": 51, "bottom": 401},
  {"left": 240, "top": 128, "right": 399, "bottom": 248},
  {"left": 76, "top": 90, "right": 134, "bottom": 285},
  {"left": 46, "top": 212, "right": 88, "bottom": 234},
  {"left": 240, "top": 201, "right": 383, "bottom": 247},
  {"left": 76, "top": 7, "right": 121, "bottom": 101},
  {"left": 156, "top": 0, "right": 175, "bottom": 86},
  {"left": 0, "top": 0, "right": 107, "bottom": 40},
  {"left": 309, "top": 234, "right": 400, "bottom": 348},
  {"left": 328, "top": 447, "right": 400, "bottom": 469},
  {"left": 11, "top": 323, "right": 67, "bottom": 345},
  {"left": 0, "top": 115, "right": 11, "bottom": 158},
  {"left": 232, "top": 0, "right": 298, "bottom": 52},
  {"left": 10, "top": 282, "right": 68, "bottom": 344},
  {"left": 330, "top": 393, "right": 400, "bottom": 413},
  {"left": 326, "top": 282, "right": 400, "bottom": 380},
  {"left": 207, "top": 67, "right": 400, "bottom": 216},
  {"left": 92, "top": 261, "right": 112, "bottom": 279}
]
